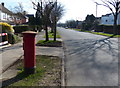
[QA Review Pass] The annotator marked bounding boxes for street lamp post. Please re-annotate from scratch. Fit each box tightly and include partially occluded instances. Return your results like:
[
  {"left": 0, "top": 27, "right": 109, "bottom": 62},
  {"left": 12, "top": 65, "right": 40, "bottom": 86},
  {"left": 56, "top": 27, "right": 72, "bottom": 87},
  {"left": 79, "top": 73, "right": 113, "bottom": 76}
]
[
  {"left": 95, "top": 2, "right": 100, "bottom": 18},
  {"left": 96, "top": 3, "right": 98, "bottom": 17}
]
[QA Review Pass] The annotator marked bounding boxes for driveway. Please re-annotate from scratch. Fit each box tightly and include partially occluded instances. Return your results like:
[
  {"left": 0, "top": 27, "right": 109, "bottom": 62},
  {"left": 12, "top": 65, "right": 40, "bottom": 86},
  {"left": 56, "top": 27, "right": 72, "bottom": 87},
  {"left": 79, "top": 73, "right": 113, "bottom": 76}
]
[{"left": 58, "top": 27, "right": 119, "bottom": 86}]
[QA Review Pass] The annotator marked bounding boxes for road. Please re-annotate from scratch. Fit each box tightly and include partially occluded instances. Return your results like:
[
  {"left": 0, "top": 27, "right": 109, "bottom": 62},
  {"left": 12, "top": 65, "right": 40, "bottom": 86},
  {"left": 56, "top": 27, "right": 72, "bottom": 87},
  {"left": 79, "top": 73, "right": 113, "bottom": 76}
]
[{"left": 58, "top": 27, "right": 119, "bottom": 86}]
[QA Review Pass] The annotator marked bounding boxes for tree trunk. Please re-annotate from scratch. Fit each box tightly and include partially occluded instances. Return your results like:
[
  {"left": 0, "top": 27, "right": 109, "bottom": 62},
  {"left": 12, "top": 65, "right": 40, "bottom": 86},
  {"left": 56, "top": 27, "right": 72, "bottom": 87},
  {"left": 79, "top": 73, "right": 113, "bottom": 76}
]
[
  {"left": 113, "top": 14, "right": 118, "bottom": 35},
  {"left": 54, "top": 20, "right": 57, "bottom": 41},
  {"left": 54, "top": 25, "right": 56, "bottom": 41},
  {"left": 45, "top": 25, "right": 49, "bottom": 41}
]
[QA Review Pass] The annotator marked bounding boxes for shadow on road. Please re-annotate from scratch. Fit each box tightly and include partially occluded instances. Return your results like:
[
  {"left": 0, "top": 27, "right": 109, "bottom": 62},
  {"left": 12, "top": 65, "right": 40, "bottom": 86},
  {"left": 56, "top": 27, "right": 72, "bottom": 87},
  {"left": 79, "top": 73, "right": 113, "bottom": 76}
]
[
  {"left": 64, "top": 37, "right": 118, "bottom": 85},
  {"left": 65, "top": 38, "right": 118, "bottom": 67}
]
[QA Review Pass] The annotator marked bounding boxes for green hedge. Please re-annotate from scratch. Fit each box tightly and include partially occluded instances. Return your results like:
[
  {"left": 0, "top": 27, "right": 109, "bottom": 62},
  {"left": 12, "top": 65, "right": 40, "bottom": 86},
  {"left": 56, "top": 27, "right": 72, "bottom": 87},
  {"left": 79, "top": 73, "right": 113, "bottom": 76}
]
[
  {"left": 103, "top": 25, "right": 114, "bottom": 34},
  {"left": 95, "top": 25, "right": 120, "bottom": 34},
  {"left": 13, "top": 25, "right": 39, "bottom": 33},
  {"left": 95, "top": 25, "right": 104, "bottom": 32},
  {"left": 13, "top": 25, "right": 30, "bottom": 33}
]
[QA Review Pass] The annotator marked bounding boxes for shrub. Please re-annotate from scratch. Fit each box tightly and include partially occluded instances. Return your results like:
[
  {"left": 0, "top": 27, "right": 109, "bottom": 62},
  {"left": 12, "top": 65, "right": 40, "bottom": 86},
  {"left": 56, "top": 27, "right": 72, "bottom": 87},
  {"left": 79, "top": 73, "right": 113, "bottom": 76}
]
[
  {"left": 7, "top": 34, "right": 21, "bottom": 44},
  {"left": 8, "top": 34, "right": 15, "bottom": 44},
  {"left": 0, "top": 22, "right": 16, "bottom": 44},
  {"left": 0, "top": 22, "right": 21, "bottom": 44},
  {"left": 13, "top": 25, "right": 30, "bottom": 33},
  {"left": 0, "top": 22, "right": 14, "bottom": 33}
]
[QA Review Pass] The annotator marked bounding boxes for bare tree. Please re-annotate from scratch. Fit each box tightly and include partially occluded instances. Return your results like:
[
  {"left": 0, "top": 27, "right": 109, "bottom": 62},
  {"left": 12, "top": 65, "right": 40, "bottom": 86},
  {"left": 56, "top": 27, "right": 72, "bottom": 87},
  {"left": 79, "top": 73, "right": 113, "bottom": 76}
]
[
  {"left": 43, "top": 2, "right": 55, "bottom": 41},
  {"left": 94, "top": 0, "right": 120, "bottom": 35},
  {"left": 32, "top": 0, "right": 64, "bottom": 41},
  {"left": 50, "top": 2, "right": 64, "bottom": 41},
  {"left": 14, "top": 2, "right": 24, "bottom": 13},
  {"left": 12, "top": 2, "right": 27, "bottom": 15},
  {"left": 33, "top": 0, "right": 55, "bottom": 41}
]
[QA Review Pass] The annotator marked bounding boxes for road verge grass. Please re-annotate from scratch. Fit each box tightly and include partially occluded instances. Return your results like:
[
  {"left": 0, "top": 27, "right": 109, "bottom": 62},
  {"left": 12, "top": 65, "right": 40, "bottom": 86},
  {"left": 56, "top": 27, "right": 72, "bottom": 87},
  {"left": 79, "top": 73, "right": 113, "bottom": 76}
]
[
  {"left": 71, "top": 28, "right": 120, "bottom": 38},
  {"left": 86, "top": 31, "right": 120, "bottom": 38},
  {"left": 70, "top": 28, "right": 81, "bottom": 31},
  {"left": 43, "top": 31, "right": 61, "bottom": 38},
  {"left": 36, "top": 40, "right": 62, "bottom": 47},
  {"left": 3, "top": 55, "right": 61, "bottom": 87}
]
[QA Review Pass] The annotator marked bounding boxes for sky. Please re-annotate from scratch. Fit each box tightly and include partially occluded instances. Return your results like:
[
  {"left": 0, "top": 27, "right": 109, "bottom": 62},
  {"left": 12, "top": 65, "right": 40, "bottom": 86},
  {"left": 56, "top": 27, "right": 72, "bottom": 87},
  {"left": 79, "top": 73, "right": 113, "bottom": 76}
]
[{"left": 0, "top": 0, "right": 111, "bottom": 23}]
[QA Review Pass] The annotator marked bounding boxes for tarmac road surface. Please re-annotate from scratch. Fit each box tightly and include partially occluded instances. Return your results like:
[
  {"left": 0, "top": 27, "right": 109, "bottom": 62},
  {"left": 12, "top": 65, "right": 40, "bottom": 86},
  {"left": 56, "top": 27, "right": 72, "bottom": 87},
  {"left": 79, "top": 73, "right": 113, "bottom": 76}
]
[{"left": 58, "top": 27, "right": 119, "bottom": 86}]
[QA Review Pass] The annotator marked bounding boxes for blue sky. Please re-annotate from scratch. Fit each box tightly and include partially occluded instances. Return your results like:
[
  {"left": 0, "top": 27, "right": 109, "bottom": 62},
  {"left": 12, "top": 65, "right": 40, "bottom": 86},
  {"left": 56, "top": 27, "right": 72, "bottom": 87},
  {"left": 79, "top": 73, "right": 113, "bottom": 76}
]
[
  {"left": 0, "top": 0, "right": 35, "bottom": 14},
  {"left": 0, "top": 0, "right": 111, "bottom": 23}
]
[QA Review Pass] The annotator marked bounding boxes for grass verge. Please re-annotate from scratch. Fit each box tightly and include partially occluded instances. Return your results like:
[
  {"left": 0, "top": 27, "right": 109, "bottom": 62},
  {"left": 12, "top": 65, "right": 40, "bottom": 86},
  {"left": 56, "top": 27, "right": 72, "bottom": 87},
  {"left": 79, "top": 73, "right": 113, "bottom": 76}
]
[
  {"left": 43, "top": 31, "right": 61, "bottom": 38},
  {"left": 87, "top": 31, "right": 120, "bottom": 38},
  {"left": 36, "top": 40, "right": 62, "bottom": 47},
  {"left": 71, "top": 28, "right": 120, "bottom": 38},
  {"left": 71, "top": 28, "right": 81, "bottom": 31},
  {"left": 3, "top": 55, "right": 61, "bottom": 87}
]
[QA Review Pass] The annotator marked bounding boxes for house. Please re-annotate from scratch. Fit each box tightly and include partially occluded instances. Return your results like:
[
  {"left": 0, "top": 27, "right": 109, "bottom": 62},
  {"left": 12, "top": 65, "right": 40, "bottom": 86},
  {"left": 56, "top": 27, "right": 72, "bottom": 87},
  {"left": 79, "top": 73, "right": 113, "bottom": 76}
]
[
  {"left": 0, "top": 3, "right": 28, "bottom": 25},
  {"left": 14, "top": 13, "right": 28, "bottom": 25},
  {"left": 100, "top": 13, "right": 120, "bottom": 25},
  {"left": 0, "top": 3, "right": 14, "bottom": 24}
]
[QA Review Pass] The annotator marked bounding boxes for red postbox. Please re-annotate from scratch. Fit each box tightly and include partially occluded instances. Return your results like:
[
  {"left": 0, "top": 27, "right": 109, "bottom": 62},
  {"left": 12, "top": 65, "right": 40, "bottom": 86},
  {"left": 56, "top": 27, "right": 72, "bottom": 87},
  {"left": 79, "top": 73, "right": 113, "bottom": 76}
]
[{"left": 22, "top": 31, "right": 37, "bottom": 74}]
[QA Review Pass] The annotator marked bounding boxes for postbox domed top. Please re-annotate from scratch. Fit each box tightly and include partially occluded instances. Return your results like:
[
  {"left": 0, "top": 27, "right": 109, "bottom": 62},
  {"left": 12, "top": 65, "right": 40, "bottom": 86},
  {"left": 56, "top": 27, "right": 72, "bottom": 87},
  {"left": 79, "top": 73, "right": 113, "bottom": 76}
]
[{"left": 22, "top": 31, "right": 37, "bottom": 35}]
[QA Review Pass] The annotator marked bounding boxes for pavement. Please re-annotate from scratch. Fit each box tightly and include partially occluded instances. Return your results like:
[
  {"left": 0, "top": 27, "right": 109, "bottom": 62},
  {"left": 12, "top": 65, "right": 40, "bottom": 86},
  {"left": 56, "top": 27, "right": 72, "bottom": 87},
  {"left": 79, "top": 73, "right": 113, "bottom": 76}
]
[
  {"left": 0, "top": 31, "right": 64, "bottom": 86},
  {"left": 58, "top": 27, "right": 119, "bottom": 86}
]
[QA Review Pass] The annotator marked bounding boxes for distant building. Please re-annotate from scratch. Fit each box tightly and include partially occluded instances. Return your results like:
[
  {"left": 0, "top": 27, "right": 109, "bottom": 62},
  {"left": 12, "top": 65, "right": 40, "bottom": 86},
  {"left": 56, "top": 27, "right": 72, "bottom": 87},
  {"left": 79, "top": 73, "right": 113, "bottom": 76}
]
[
  {"left": 100, "top": 13, "right": 120, "bottom": 25},
  {"left": 96, "top": 17, "right": 101, "bottom": 24},
  {"left": 0, "top": 3, "right": 28, "bottom": 25}
]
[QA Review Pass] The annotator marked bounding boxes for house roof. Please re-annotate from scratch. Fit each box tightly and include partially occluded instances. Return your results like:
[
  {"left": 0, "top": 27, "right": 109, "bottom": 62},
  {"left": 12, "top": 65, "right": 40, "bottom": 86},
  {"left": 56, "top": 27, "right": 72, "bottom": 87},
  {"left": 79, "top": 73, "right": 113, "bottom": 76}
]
[
  {"left": 14, "top": 13, "right": 27, "bottom": 19},
  {"left": 102, "top": 12, "right": 120, "bottom": 17},
  {"left": 0, "top": 4, "right": 13, "bottom": 15},
  {"left": 26, "top": 14, "right": 34, "bottom": 17},
  {"left": 102, "top": 13, "right": 112, "bottom": 17},
  {"left": 0, "top": 3, "right": 27, "bottom": 19}
]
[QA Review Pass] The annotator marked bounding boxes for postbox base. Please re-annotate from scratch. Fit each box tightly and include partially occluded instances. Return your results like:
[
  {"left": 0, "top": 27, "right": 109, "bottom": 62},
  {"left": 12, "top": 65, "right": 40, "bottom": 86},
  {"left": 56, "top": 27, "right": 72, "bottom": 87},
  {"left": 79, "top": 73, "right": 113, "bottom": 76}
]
[{"left": 24, "top": 67, "right": 35, "bottom": 74}]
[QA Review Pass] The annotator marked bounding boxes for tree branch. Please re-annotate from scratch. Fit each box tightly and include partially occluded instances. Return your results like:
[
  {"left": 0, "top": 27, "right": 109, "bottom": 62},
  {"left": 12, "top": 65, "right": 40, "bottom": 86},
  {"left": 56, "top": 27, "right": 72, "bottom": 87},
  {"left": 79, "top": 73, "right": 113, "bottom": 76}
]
[
  {"left": 107, "top": 0, "right": 116, "bottom": 8},
  {"left": 95, "top": 0, "right": 115, "bottom": 16}
]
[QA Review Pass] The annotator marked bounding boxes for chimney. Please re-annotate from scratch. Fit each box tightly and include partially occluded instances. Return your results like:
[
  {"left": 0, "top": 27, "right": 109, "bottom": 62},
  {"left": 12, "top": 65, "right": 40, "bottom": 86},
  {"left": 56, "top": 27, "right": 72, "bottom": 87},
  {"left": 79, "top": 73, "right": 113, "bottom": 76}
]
[{"left": 1, "top": 3, "right": 4, "bottom": 6}]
